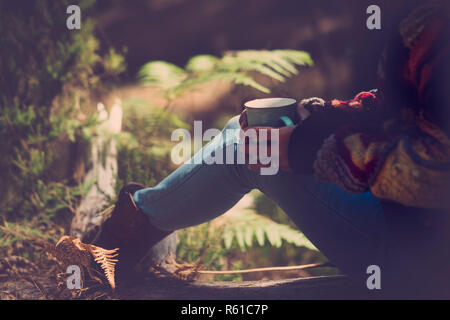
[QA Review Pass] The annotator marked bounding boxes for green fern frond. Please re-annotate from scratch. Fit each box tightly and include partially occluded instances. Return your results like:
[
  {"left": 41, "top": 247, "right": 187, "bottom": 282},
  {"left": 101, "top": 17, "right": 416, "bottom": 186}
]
[
  {"left": 220, "top": 208, "right": 317, "bottom": 252},
  {"left": 139, "top": 49, "right": 313, "bottom": 97},
  {"left": 185, "top": 55, "right": 219, "bottom": 72},
  {"left": 223, "top": 228, "right": 234, "bottom": 249},
  {"left": 215, "top": 72, "right": 271, "bottom": 93},
  {"left": 138, "top": 61, "right": 187, "bottom": 90},
  {"left": 220, "top": 50, "right": 312, "bottom": 80}
]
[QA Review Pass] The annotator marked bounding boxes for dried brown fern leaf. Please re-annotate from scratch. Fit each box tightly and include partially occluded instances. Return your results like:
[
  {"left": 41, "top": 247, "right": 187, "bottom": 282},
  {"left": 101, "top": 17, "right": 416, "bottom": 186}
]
[
  {"left": 43, "top": 236, "right": 119, "bottom": 290},
  {"left": 45, "top": 236, "right": 92, "bottom": 271},
  {"left": 87, "top": 245, "right": 119, "bottom": 290}
]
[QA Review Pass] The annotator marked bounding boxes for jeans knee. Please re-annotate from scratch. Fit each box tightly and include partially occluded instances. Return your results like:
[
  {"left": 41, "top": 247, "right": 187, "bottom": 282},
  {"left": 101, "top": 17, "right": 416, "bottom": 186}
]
[{"left": 223, "top": 115, "right": 241, "bottom": 131}]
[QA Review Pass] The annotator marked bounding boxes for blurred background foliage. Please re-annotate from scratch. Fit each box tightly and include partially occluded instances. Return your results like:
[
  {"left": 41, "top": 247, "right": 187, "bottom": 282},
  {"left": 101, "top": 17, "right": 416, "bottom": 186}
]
[
  {"left": 0, "top": 0, "right": 399, "bottom": 280},
  {"left": 0, "top": 0, "right": 126, "bottom": 250}
]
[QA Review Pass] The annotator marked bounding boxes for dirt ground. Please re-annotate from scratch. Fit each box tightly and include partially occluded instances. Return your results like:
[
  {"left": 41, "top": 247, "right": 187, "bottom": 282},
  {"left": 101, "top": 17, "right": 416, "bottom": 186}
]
[
  {"left": 0, "top": 239, "right": 356, "bottom": 300},
  {"left": 0, "top": 260, "right": 358, "bottom": 300}
]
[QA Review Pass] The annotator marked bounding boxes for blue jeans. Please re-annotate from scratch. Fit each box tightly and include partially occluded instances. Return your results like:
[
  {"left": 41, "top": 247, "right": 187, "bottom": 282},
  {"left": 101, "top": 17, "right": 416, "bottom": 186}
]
[{"left": 133, "top": 116, "right": 441, "bottom": 289}]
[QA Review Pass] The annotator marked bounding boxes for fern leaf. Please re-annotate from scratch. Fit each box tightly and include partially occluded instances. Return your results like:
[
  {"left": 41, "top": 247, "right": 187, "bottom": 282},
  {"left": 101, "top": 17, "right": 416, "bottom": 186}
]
[
  {"left": 274, "top": 50, "right": 313, "bottom": 67},
  {"left": 243, "top": 63, "right": 287, "bottom": 82},
  {"left": 265, "top": 225, "right": 282, "bottom": 248},
  {"left": 225, "top": 50, "right": 312, "bottom": 79},
  {"left": 244, "top": 226, "right": 253, "bottom": 248},
  {"left": 139, "top": 49, "right": 313, "bottom": 96},
  {"left": 223, "top": 228, "right": 234, "bottom": 249},
  {"left": 218, "top": 208, "right": 317, "bottom": 251},
  {"left": 185, "top": 55, "right": 219, "bottom": 72},
  {"left": 138, "top": 61, "right": 187, "bottom": 90},
  {"left": 235, "top": 227, "right": 246, "bottom": 251},
  {"left": 88, "top": 245, "right": 119, "bottom": 290},
  {"left": 255, "top": 226, "right": 265, "bottom": 246},
  {"left": 217, "top": 72, "right": 271, "bottom": 93}
]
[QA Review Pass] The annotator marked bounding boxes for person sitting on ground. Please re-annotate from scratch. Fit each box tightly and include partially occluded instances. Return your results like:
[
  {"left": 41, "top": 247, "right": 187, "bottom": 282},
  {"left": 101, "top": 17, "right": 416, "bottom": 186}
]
[{"left": 92, "top": 0, "right": 450, "bottom": 295}]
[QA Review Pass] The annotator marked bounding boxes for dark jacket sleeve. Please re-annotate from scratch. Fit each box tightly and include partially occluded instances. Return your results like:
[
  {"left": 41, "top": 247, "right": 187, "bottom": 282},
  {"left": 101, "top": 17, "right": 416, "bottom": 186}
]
[{"left": 288, "top": 92, "right": 381, "bottom": 173}]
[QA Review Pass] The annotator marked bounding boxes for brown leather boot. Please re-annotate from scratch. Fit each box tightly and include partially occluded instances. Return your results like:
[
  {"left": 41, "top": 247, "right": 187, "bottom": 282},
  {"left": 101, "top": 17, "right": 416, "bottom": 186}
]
[{"left": 92, "top": 182, "right": 172, "bottom": 283}]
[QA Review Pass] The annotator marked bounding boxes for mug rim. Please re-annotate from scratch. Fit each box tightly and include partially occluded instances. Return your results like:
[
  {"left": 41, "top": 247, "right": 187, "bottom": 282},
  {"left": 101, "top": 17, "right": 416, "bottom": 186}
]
[{"left": 244, "top": 97, "right": 297, "bottom": 109}]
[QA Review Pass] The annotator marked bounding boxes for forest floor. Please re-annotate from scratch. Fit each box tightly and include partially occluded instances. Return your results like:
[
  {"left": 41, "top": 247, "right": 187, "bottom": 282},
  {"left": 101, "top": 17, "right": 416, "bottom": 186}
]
[
  {"left": 0, "top": 255, "right": 361, "bottom": 300},
  {"left": 0, "top": 235, "right": 362, "bottom": 300},
  {"left": 0, "top": 233, "right": 352, "bottom": 300}
]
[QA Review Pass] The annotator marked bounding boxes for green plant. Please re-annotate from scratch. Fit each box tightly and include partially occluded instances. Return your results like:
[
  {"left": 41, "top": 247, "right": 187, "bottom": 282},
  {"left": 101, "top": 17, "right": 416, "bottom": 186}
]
[
  {"left": 220, "top": 209, "right": 317, "bottom": 252},
  {"left": 116, "top": 98, "right": 190, "bottom": 190},
  {"left": 176, "top": 192, "right": 318, "bottom": 280},
  {"left": 0, "top": 0, "right": 125, "bottom": 234},
  {"left": 139, "top": 50, "right": 313, "bottom": 100}
]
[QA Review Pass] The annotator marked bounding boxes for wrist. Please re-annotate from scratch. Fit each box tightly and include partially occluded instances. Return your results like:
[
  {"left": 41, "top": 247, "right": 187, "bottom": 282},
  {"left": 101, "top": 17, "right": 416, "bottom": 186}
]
[{"left": 280, "top": 125, "right": 297, "bottom": 172}]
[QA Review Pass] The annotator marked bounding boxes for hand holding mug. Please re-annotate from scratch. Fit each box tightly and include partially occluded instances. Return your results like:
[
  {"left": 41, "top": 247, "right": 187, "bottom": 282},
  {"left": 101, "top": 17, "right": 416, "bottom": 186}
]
[{"left": 238, "top": 98, "right": 300, "bottom": 173}]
